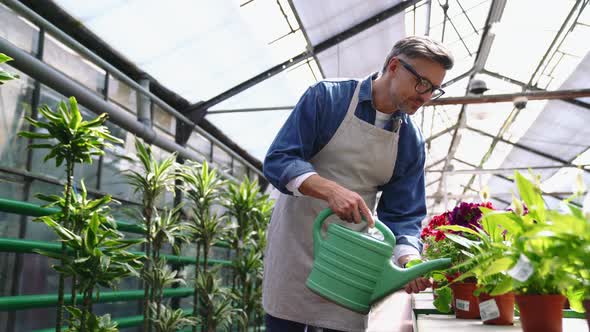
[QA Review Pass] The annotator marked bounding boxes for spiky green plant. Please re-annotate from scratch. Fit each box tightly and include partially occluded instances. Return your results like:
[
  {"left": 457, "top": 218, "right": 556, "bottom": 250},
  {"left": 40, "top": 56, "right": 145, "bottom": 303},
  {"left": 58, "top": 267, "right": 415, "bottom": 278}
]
[
  {"left": 222, "top": 177, "right": 262, "bottom": 258},
  {"left": 65, "top": 307, "right": 118, "bottom": 332},
  {"left": 19, "top": 97, "right": 122, "bottom": 331},
  {"left": 0, "top": 53, "right": 19, "bottom": 84},
  {"left": 124, "top": 138, "right": 177, "bottom": 332},
  {"left": 180, "top": 160, "right": 227, "bottom": 331},
  {"left": 142, "top": 258, "right": 187, "bottom": 321},
  {"left": 150, "top": 206, "right": 191, "bottom": 261},
  {"left": 150, "top": 303, "right": 198, "bottom": 332},
  {"left": 37, "top": 202, "right": 142, "bottom": 330},
  {"left": 221, "top": 177, "right": 273, "bottom": 331},
  {"left": 196, "top": 269, "right": 246, "bottom": 332}
]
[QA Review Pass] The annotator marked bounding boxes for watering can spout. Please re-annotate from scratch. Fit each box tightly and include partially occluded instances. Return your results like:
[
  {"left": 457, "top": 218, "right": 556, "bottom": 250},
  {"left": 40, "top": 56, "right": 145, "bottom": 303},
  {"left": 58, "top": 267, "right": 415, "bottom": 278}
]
[{"left": 370, "top": 257, "right": 451, "bottom": 303}]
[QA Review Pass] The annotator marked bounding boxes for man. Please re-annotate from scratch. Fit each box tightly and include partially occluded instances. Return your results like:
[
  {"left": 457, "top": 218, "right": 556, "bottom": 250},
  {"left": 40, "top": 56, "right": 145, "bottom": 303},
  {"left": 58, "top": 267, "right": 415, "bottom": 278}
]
[{"left": 262, "top": 36, "right": 453, "bottom": 332}]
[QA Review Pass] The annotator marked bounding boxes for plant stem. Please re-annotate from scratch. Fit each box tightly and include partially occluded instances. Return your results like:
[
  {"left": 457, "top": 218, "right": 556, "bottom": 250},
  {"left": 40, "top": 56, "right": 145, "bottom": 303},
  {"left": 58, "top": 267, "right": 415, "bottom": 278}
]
[
  {"left": 56, "top": 161, "right": 74, "bottom": 332},
  {"left": 81, "top": 289, "right": 91, "bottom": 332},
  {"left": 193, "top": 243, "right": 200, "bottom": 332},
  {"left": 201, "top": 242, "right": 210, "bottom": 332},
  {"left": 143, "top": 203, "right": 153, "bottom": 332}
]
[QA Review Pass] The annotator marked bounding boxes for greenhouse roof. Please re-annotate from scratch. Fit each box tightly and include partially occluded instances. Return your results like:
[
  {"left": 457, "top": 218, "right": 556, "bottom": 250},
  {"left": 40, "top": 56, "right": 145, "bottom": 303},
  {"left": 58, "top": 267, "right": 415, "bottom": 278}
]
[{"left": 39, "top": 0, "right": 590, "bottom": 213}]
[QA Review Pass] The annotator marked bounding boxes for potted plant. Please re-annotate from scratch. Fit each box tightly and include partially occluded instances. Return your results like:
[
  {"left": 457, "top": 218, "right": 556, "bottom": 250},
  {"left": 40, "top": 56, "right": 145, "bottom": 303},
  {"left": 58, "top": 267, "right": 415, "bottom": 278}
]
[
  {"left": 437, "top": 206, "right": 518, "bottom": 325},
  {"left": 451, "top": 171, "right": 585, "bottom": 332},
  {"left": 421, "top": 201, "right": 493, "bottom": 318}
]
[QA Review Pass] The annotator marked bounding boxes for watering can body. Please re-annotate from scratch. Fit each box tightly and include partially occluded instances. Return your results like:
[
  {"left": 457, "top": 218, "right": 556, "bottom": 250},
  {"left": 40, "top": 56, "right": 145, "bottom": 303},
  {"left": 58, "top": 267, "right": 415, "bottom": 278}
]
[{"left": 306, "top": 208, "right": 451, "bottom": 314}]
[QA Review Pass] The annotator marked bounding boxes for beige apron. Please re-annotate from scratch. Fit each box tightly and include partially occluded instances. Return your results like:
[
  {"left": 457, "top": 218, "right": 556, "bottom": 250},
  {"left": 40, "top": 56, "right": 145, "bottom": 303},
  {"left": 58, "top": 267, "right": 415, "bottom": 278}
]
[{"left": 263, "top": 80, "right": 402, "bottom": 332}]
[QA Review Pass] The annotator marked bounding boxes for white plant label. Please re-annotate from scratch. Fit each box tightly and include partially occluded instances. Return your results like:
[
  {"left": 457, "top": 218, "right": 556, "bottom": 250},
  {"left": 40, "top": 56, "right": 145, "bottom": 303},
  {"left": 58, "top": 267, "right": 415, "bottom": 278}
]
[
  {"left": 479, "top": 299, "right": 500, "bottom": 321},
  {"left": 508, "top": 254, "right": 534, "bottom": 282},
  {"left": 455, "top": 299, "right": 470, "bottom": 311}
]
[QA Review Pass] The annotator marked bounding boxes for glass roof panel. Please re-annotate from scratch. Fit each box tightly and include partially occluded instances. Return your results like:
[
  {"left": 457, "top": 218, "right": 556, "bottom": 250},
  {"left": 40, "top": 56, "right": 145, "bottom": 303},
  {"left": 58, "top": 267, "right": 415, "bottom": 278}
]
[
  {"left": 55, "top": 0, "right": 308, "bottom": 102},
  {"left": 453, "top": 129, "right": 494, "bottom": 165},
  {"left": 486, "top": 0, "right": 577, "bottom": 83},
  {"left": 207, "top": 58, "right": 321, "bottom": 159}
]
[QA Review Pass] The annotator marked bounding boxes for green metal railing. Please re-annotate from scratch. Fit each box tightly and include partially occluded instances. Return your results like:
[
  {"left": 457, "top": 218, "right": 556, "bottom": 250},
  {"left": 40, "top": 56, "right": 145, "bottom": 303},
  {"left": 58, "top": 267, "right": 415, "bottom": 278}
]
[
  {"left": 0, "top": 197, "right": 230, "bottom": 246},
  {"left": 0, "top": 197, "right": 236, "bottom": 330},
  {"left": 0, "top": 237, "right": 230, "bottom": 266},
  {"left": 32, "top": 308, "right": 194, "bottom": 332},
  {"left": 0, "top": 288, "right": 193, "bottom": 311}
]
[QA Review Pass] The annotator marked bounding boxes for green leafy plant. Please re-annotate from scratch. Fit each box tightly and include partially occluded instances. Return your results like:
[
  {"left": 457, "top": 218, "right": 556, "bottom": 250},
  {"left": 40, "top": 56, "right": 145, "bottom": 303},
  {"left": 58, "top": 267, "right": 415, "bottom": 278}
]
[
  {"left": 124, "top": 138, "right": 177, "bottom": 332},
  {"left": 143, "top": 258, "right": 187, "bottom": 324},
  {"left": 222, "top": 177, "right": 272, "bottom": 331},
  {"left": 19, "top": 97, "right": 122, "bottom": 331},
  {"left": 37, "top": 201, "right": 142, "bottom": 331},
  {"left": 150, "top": 303, "right": 198, "bottom": 332},
  {"left": 0, "top": 53, "right": 19, "bottom": 84},
  {"left": 437, "top": 171, "right": 590, "bottom": 313},
  {"left": 195, "top": 268, "right": 246, "bottom": 332},
  {"left": 180, "top": 160, "right": 228, "bottom": 332},
  {"left": 65, "top": 307, "right": 118, "bottom": 332}
]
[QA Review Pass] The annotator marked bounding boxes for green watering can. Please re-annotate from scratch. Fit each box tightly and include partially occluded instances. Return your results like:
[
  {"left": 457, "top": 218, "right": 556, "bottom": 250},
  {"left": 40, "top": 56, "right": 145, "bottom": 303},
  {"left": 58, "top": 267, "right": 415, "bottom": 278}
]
[{"left": 306, "top": 208, "right": 451, "bottom": 314}]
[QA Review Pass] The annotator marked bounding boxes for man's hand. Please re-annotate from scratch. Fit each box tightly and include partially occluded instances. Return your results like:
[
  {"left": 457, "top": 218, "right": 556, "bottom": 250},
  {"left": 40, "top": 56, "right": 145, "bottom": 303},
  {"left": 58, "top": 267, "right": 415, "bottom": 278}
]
[
  {"left": 398, "top": 254, "right": 430, "bottom": 294},
  {"left": 404, "top": 277, "right": 432, "bottom": 294},
  {"left": 299, "top": 174, "right": 374, "bottom": 227}
]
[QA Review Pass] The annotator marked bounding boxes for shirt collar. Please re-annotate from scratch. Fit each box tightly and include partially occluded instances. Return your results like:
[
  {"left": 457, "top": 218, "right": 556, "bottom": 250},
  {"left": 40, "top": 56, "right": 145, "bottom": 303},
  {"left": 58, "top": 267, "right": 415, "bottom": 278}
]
[
  {"left": 358, "top": 72, "right": 379, "bottom": 103},
  {"left": 359, "top": 72, "right": 406, "bottom": 120}
]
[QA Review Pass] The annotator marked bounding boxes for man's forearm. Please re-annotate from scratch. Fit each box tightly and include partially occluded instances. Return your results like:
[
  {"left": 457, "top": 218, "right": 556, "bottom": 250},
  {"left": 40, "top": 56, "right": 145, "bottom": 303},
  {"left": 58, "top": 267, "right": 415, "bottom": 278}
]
[{"left": 298, "top": 174, "right": 339, "bottom": 200}]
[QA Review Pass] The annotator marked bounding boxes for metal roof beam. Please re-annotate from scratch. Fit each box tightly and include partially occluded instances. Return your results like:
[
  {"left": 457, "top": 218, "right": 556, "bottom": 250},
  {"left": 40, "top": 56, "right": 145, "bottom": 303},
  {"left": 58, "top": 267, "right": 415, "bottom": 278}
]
[{"left": 182, "top": 0, "right": 422, "bottom": 123}]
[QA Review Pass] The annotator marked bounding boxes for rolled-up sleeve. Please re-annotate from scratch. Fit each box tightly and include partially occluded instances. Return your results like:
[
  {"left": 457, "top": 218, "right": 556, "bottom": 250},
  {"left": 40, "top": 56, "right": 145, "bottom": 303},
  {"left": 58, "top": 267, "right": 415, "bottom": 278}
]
[
  {"left": 263, "top": 84, "right": 324, "bottom": 194},
  {"left": 376, "top": 148, "right": 426, "bottom": 253}
]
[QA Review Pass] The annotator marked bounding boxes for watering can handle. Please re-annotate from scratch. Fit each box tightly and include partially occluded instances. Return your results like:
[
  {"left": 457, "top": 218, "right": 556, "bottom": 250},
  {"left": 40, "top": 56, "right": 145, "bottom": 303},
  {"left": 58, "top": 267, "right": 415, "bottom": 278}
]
[{"left": 313, "top": 208, "right": 397, "bottom": 259}]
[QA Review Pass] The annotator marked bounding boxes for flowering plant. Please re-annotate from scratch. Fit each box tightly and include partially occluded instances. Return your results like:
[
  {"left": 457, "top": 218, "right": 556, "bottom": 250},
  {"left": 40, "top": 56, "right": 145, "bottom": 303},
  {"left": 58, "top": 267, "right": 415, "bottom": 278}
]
[
  {"left": 419, "top": 201, "right": 494, "bottom": 312},
  {"left": 422, "top": 202, "right": 494, "bottom": 270}
]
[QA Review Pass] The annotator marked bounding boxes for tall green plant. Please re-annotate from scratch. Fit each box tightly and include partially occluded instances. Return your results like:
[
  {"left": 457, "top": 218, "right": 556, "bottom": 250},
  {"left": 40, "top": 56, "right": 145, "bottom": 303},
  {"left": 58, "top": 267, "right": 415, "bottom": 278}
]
[
  {"left": 150, "top": 303, "right": 198, "bottom": 332},
  {"left": 124, "top": 138, "right": 177, "bottom": 332},
  {"left": 222, "top": 178, "right": 272, "bottom": 331},
  {"left": 180, "top": 160, "right": 228, "bottom": 332},
  {"left": 195, "top": 268, "right": 246, "bottom": 332},
  {"left": 147, "top": 206, "right": 190, "bottom": 322},
  {"left": 19, "top": 97, "right": 122, "bottom": 331}
]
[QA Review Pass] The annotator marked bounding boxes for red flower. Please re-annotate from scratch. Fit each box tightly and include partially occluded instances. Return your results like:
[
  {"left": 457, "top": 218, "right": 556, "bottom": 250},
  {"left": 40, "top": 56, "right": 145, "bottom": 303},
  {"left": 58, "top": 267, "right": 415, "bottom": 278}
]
[{"left": 421, "top": 212, "right": 451, "bottom": 241}]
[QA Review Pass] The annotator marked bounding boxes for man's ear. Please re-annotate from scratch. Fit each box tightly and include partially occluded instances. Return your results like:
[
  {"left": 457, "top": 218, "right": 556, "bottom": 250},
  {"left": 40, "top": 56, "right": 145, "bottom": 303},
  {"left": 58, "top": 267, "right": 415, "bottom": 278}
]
[{"left": 387, "top": 57, "right": 399, "bottom": 76}]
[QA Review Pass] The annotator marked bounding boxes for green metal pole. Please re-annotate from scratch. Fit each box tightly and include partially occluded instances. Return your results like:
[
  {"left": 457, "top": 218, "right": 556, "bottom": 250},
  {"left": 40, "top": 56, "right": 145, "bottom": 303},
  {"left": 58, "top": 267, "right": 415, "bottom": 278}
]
[
  {"left": 0, "top": 197, "right": 230, "bottom": 247},
  {"left": 0, "top": 288, "right": 194, "bottom": 311},
  {"left": 32, "top": 308, "right": 195, "bottom": 332},
  {"left": 0, "top": 237, "right": 231, "bottom": 266}
]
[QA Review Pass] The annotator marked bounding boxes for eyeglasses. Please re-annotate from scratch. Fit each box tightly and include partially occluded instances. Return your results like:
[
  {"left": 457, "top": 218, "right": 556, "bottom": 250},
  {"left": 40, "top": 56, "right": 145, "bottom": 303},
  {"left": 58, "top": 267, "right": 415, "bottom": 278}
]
[{"left": 396, "top": 58, "right": 445, "bottom": 100}]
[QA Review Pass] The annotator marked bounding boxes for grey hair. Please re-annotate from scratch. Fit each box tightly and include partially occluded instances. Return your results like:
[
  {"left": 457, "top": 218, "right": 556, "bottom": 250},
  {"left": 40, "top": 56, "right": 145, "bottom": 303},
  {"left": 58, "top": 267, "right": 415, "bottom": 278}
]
[{"left": 381, "top": 36, "right": 454, "bottom": 73}]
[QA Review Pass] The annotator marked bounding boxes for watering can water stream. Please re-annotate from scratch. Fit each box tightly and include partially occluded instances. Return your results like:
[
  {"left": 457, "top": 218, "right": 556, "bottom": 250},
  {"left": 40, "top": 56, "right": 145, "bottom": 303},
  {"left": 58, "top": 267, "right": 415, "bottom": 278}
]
[{"left": 306, "top": 208, "right": 451, "bottom": 314}]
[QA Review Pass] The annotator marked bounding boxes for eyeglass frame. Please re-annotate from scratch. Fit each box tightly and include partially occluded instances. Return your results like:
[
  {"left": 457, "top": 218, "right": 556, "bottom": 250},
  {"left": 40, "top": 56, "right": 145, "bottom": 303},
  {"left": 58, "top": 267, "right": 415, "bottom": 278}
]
[{"left": 395, "top": 57, "right": 445, "bottom": 99}]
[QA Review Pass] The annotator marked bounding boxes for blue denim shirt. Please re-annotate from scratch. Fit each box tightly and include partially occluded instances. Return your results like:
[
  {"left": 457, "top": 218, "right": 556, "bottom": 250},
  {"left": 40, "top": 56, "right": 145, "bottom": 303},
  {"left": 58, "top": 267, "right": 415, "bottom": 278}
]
[{"left": 263, "top": 74, "right": 426, "bottom": 252}]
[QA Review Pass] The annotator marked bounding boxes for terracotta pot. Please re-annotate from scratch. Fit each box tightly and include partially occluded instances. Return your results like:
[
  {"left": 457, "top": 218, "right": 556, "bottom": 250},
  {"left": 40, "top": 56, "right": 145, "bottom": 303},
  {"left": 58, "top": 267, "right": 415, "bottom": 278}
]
[
  {"left": 583, "top": 299, "right": 590, "bottom": 331},
  {"left": 450, "top": 282, "right": 480, "bottom": 319},
  {"left": 477, "top": 292, "right": 514, "bottom": 325},
  {"left": 515, "top": 294, "right": 566, "bottom": 332}
]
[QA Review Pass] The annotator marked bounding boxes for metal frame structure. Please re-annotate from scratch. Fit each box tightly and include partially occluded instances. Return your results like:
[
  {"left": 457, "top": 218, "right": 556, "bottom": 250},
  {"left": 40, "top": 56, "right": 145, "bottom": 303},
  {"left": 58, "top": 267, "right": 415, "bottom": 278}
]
[
  {"left": 4, "top": 0, "right": 265, "bottom": 180},
  {"left": 182, "top": 0, "right": 423, "bottom": 122}
]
